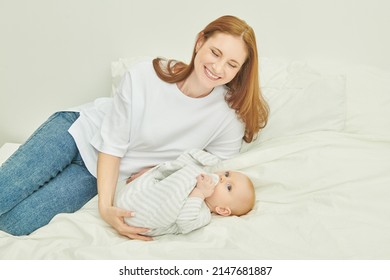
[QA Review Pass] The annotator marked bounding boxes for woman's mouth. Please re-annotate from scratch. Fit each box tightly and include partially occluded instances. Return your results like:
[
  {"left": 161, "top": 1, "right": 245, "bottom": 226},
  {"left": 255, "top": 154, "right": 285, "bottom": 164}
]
[{"left": 204, "top": 66, "right": 220, "bottom": 81}]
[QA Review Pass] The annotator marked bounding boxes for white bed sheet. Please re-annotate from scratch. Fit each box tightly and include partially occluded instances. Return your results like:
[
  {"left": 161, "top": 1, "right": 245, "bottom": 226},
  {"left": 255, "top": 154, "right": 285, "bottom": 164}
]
[
  {"left": 1, "top": 131, "right": 389, "bottom": 260},
  {"left": 1, "top": 58, "right": 390, "bottom": 260}
]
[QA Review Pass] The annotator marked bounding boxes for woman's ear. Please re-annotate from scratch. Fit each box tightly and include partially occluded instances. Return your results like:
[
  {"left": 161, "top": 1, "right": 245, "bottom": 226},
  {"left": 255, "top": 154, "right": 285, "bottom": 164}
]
[{"left": 215, "top": 206, "right": 232, "bottom": 217}]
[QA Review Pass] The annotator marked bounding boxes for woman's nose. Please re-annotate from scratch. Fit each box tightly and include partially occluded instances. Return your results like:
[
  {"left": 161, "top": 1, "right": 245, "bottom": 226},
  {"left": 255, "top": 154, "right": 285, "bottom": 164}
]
[{"left": 212, "top": 62, "right": 223, "bottom": 73}]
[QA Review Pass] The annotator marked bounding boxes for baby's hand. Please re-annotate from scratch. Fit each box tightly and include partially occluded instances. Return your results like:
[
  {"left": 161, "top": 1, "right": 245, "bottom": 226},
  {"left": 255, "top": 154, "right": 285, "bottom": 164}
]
[{"left": 191, "top": 173, "right": 217, "bottom": 199}]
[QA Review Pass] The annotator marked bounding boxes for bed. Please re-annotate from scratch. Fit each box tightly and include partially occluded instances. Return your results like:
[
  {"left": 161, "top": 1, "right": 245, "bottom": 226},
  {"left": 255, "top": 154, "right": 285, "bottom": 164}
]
[{"left": 1, "top": 57, "right": 390, "bottom": 260}]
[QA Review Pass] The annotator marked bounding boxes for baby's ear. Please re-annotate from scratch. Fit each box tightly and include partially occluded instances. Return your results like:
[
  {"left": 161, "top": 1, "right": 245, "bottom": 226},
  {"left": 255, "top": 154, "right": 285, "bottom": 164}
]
[{"left": 215, "top": 206, "right": 232, "bottom": 217}]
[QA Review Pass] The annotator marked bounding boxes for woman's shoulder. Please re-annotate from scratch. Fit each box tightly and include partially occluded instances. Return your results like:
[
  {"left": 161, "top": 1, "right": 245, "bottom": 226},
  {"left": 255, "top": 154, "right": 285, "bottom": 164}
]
[
  {"left": 126, "top": 57, "right": 154, "bottom": 73},
  {"left": 122, "top": 57, "right": 160, "bottom": 84}
]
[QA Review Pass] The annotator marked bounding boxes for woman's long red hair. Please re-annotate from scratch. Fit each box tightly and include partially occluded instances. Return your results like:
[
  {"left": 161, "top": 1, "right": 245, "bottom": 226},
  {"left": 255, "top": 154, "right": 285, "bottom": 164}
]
[{"left": 153, "top": 15, "right": 268, "bottom": 143}]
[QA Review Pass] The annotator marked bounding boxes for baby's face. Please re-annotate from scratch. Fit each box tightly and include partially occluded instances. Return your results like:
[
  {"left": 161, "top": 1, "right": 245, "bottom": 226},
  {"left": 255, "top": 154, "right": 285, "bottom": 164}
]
[{"left": 205, "top": 171, "right": 252, "bottom": 214}]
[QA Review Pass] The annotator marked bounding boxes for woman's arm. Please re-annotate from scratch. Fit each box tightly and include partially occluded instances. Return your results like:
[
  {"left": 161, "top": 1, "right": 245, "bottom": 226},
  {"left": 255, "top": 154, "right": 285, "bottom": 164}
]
[
  {"left": 97, "top": 152, "right": 152, "bottom": 241},
  {"left": 205, "top": 114, "right": 245, "bottom": 160}
]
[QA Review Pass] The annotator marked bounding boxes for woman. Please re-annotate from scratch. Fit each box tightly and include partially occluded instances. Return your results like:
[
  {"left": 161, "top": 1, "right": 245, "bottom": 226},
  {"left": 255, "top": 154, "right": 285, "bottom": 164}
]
[{"left": 0, "top": 15, "right": 268, "bottom": 239}]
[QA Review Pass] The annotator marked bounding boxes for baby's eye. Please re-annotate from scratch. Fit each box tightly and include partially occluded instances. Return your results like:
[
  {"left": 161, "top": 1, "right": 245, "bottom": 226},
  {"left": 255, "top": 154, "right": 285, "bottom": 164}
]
[
  {"left": 226, "top": 184, "right": 232, "bottom": 191},
  {"left": 224, "top": 171, "right": 230, "bottom": 177}
]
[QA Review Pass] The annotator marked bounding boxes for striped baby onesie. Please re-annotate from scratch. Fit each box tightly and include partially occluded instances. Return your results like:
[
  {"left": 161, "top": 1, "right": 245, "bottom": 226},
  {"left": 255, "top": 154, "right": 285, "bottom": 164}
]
[{"left": 115, "top": 149, "right": 221, "bottom": 236}]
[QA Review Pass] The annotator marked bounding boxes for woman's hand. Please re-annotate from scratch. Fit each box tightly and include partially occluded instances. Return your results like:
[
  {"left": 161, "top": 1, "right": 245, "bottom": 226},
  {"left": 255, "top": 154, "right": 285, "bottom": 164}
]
[
  {"left": 126, "top": 166, "right": 154, "bottom": 184},
  {"left": 99, "top": 204, "right": 153, "bottom": 241}
]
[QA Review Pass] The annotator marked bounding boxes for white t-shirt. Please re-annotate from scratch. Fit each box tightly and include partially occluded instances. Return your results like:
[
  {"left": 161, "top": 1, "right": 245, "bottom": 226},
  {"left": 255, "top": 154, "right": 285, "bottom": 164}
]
[{"left": 69, "top": 59, "right": 244, "bottom": 180}]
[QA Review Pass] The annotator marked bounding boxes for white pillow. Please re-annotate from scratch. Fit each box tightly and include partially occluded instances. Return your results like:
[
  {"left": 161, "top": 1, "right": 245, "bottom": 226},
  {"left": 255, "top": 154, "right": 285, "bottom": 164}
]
[
  {"left": 242, "top": 58, "right": 346, "bottom": 151},
  {"left": 342, "top": 64, "right": 390, "bottom": 137}
]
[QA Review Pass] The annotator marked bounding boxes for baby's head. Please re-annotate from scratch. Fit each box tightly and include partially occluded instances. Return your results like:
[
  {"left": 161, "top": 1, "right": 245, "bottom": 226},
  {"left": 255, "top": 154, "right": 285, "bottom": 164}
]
[{"left": 205, "top": 171, "right": 255, "bottom": 216}]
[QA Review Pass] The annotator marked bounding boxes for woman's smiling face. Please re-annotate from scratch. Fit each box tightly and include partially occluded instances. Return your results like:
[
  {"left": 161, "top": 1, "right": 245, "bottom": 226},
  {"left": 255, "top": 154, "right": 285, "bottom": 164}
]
[{"left": 193, "top": 32, "right": 248, "bottom": 91}]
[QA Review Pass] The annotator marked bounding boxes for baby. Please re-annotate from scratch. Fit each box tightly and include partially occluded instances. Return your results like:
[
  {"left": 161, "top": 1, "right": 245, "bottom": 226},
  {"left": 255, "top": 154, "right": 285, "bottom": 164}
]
[{"left": 114, "top": 149, "right": 255, "bottom": 237}]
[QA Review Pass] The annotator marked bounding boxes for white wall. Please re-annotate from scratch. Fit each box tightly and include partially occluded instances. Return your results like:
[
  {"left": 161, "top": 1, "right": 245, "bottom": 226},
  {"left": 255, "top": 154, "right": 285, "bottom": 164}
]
[{"left": 1, "top": 0, "right": 389, "bottom": 146}]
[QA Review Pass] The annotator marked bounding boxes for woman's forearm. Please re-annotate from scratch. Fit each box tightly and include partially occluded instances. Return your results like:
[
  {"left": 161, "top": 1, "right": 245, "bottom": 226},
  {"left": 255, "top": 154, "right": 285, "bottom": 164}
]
[
  {"left": 97, "top": 152, "right": 121, "bottom": 210},
  {"left": 96, "top": 152, "right": 152, "bottom": 240}
]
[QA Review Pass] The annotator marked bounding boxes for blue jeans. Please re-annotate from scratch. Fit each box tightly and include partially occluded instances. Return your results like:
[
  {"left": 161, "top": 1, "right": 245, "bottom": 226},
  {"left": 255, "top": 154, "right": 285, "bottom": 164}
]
[{"left": 0, "top": 112, "right": 97, "bottom": 235}]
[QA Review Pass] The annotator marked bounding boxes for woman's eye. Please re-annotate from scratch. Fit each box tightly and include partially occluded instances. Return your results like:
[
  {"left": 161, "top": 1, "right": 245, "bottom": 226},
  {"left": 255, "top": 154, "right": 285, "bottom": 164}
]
[
  {"left": 211, "top": 49, "right": 219, "bottom": 57},
  {"left": 228, "top": 63, "right": 238, "bottom": 68}
]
